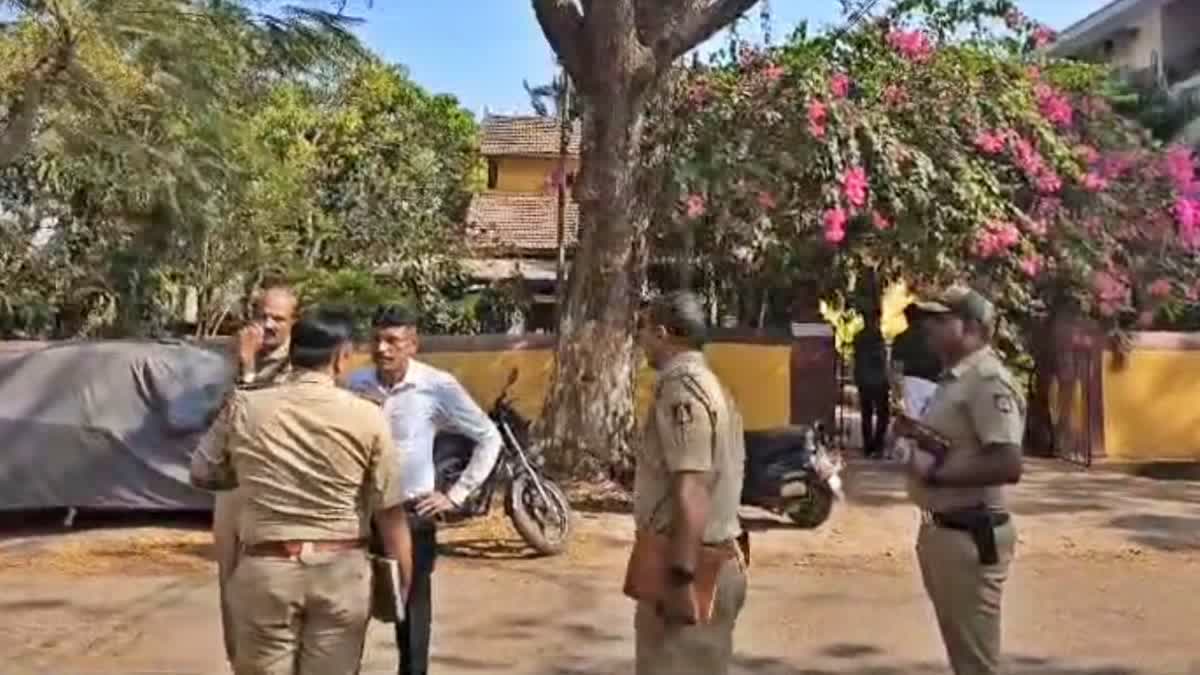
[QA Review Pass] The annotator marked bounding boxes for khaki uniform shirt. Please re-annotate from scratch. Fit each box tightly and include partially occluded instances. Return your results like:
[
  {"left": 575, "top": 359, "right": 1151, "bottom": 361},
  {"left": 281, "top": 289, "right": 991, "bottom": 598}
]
[
  {"left": 190, "top": 371, "right": 405, "bottom": 544},
  {"left": 238, "top": 342, "right": 291, "bottom": 388},
  {"left": 634, "top": 351, "right": 745, "bottom": 544},
  {"left": 908, "top": 347, "right": 1025, "bottom": 512}
]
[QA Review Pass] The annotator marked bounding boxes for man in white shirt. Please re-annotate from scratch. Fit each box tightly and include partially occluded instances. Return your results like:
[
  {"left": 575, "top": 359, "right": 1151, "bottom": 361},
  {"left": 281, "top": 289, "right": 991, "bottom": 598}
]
[{"left": 347, "top": 304, "right": 502, "bottom": 675}]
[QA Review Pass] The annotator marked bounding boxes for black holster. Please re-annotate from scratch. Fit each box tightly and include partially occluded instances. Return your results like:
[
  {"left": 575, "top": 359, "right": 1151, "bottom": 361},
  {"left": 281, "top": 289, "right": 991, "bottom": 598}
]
[
  {"left": 933, "top": 508, "right": 1010, "bottom": 566},
  {"left": 736, "top": 530, "right": 751, "bottom": 569}
]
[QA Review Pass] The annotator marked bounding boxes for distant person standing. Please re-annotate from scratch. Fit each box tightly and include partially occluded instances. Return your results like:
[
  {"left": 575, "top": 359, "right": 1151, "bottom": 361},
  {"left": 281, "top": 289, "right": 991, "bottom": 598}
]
[
  {"left": 891, "top": 303, "right": 943, "bottom": 417},
  {"left": 191, "top": 309, "right": 414, "bottom": 675},
  {"left": 853, "top": 309, "right": 890, "bottom": 458},
  {"left": 896, "top": 287, "right": 1025, "bottom": 675},
  {"left": 214, "top": 283, "right": 298, "bottom": 666}
]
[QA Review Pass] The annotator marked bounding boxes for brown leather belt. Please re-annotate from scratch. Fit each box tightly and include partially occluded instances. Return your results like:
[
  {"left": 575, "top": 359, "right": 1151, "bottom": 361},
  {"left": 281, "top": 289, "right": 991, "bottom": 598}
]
[{"left": 243, "top": 539, "right": 366, "bottom": 559}]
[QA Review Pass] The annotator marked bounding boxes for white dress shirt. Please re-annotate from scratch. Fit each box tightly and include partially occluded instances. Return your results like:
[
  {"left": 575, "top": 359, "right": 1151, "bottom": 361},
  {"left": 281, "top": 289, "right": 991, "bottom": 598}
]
[{"left": 347, "top": 360, "right": 503, "bottom": 506}]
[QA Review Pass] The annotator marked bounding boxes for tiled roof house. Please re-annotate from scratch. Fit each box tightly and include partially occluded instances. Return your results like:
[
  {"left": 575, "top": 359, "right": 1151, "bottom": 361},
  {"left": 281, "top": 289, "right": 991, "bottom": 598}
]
[{"left": 465, "top": 115, "right": 583, "bottom": 259}]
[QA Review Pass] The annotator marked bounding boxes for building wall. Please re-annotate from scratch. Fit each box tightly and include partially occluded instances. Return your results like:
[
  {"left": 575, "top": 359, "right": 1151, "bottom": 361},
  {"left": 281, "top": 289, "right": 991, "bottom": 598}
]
[
  {"left": 1101, "top": 337, "right": 1200, "bottom": 461},
  {"left": 1109, "top": 6, "right": 1164, "bottom": 73},
  {"left": 345, "top": 332, "right": 830, "bottom": 432},
  {"left": 1162, "top": 0, "right": 1200, "bottom": 71},
  {"left": 493, "top": 156, "right": 580, "bottom": 193}
]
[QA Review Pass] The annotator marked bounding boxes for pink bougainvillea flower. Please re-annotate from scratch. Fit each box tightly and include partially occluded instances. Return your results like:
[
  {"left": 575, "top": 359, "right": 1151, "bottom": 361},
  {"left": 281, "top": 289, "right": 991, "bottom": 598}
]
[
  {"left": 1026, "top": 65, "right": 1042, "bottom": 81},
  {"left": 1176, "top": 197, "right": 1200, "bottom": 248},
  {"left": 1136, "top": 310, "right": 1156, "bottom": 328},
  {"left": 1076, "top": 145, "right": 1100, "bottom": 165},
  {"left": 1024, "top": 218, "right": 1049, "bottom": 237},
  {"left": 883, "top": 83, "right": 908, "bottom": 107},
  {"left": 1093, "top": 269, "right": 1131, "bottom": 316},
  {"left": 841, "top": 166, "right": 869, "bottom": 207},
  {"left": 1186, "top": 282, "right": 1200, "bottom": 303},
  {"left": 1034, "top": 83, "right": 1073, "bottom": 127},
  {"left": 887, "top": 28, "right": 934, "bottom": 63},
  {"left": 1019, "top": 253, "right": 1043, "bottom": 278},
  {"left": 688, "top": 83, "right": 710, "bottom": 107},
  {"left": 757, "top": 191, "right": 777, "bottom": 210},
  {"left": 872, "top": 210, "right": 892, "bottom": 230},
  {"left": 807, "top": 99, "right": 828, "bottom": 138},
  {"left": 1082, "top": 172, "right": 1108, "bottom": 192},
  {"left": 762, "top": 63, "right": 785, "bottom": 82},
  {"left": 823, "top": 207, "right": 847, "bottom": 244},
  {"left": 1032, "top": 26, "right": 1056, "bottom": 48},
  {"left": 1165, "top": 145, "right": 1197, "bottom": 194},
  {"left": 1149, "top": 278, "right": 1173, "bottom": 299},
  {"left": 1036, "top": 172, "right": 1063, "bottom": 195},
  {"left": 974, "top": 130, "right": 1006, "bottom": 155},
  {"left": 830, "top": 73, "right": 851, "bottom": 99},
  {"left": 973, "top": 220, "right": 1021, "bottom": 258},
  {"left": 684, "top": 193, "right": 707, "bottom": 219}
]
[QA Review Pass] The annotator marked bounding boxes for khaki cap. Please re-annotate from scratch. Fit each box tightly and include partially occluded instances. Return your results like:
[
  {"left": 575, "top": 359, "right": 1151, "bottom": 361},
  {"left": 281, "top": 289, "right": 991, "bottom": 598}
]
[{"left": 910, "top": 286, "right": 996, "bottom": 331}]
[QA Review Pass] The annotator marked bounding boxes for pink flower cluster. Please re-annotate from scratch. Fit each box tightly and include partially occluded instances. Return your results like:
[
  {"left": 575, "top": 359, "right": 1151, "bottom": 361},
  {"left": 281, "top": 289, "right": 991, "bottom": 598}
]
[
  {"left": 824, "top": 207, "right": 847, "bottom": 244},
  {"left": 972, "top": 220, "right": 1021, "bottom": 258},
  {"left": 1149, "top": 278, "right": 1173, "bottom": 299},
  {"left": 974, "top": 130, "right": 1006, "bottom": 155},
  {"left": 1176, "top": 198, "right": 1200, "bottom": 249},
  {"left": 757, "top": 191, "right": 777, "bottom": 210},
  {"left": 1010, "top": 136, "right": 1061, "bottom": 194},
  {"left": 1035, "top": 84, "right": 1073, "bottom": 128},
  {"left": 808, "top": 100, "right": 827, "bottom": 138},
  {"left": 1164, "top": 146, "right": 1197, "bottom": 195},
  {"left": 1092, "top": 270, "right": 1130, "bottom": 317},
  {"left": 872, "top": 210, "right": 891, "bottom": 230},
  {"left": 762, "top": 63, "right": 785, "bottom": 83},
  {"left": 1019, "top": 252, "right": 1044, "bottom": 278},
  {"left": 830, "top": 73, "right": 851, "bottom": 99},
  {"left": 684, "top": 193, "right": 706, "bottom": 219},
  {"left": 883, "top": 84, "right": 908, "bottom": 107},
  {"left": 842, "top": 166, "right": 868, "bottom": 207},
  {"left": 887, "top": 29, "right": 934, "bottom": 63},
  {"left": 1082, "top": 173, "right": 1108, "bottom": 192},
  {"left": 1032, "top": 26, "right": 1056, "bottom": 48}
]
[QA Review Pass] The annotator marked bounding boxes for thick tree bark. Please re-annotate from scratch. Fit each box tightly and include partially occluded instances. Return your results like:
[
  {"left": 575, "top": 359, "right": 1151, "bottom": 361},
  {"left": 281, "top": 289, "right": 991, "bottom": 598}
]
[{"left": 531, "top": 0, "right": 759, "bottom": 478}]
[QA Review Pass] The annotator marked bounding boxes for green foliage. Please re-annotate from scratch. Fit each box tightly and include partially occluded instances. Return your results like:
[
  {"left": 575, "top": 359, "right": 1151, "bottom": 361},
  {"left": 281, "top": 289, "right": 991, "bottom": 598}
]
[
  {"left": 0, "top": 3, "right": 483, "bottom": 340},
  {"left": 644, "top": 0, "right": 1200, "bottom": 339}
]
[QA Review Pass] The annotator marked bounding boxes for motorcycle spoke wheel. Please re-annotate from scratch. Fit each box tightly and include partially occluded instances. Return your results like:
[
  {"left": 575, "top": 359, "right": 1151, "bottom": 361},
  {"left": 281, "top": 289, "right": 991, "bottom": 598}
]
[{"left": 508, "top": 475, "right": 572, "bottom": 556}]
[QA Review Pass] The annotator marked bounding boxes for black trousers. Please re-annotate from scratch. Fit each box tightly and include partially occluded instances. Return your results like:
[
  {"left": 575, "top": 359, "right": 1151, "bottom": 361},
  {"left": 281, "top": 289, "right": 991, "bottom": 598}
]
[
  {"left": 372, "top": 514, "right": 437, "bottom": 675},
  {"left": 858, "top": 382, "right": 890, "bottom": 457}
]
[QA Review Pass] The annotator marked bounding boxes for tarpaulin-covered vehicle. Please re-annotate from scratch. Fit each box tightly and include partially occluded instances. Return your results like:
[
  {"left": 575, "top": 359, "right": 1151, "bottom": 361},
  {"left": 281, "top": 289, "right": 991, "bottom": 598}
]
[{"left": 0, "top": 340, "right": 234, "bottom": 511}]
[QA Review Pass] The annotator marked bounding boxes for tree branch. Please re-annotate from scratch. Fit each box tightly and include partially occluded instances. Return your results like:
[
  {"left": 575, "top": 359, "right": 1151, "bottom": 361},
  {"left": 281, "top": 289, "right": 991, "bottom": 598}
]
[
  {"left": 655, "top": 0, "right": 760, "bottom": 62},
  {"left": 0, "top": 27, "right": 75, "bottom": 167},
  {"left": 531, "top": 0, "right": 586, "bottom": 86}
]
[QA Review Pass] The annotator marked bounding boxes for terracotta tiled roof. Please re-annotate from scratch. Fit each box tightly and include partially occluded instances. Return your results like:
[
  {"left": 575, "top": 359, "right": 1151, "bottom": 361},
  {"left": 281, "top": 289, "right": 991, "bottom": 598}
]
[
  {"left": 466, "top": 193, "right": 579, "bottom": 253},
  {"left": 481, "top": 115, "right": 581, "bottom": 156}
]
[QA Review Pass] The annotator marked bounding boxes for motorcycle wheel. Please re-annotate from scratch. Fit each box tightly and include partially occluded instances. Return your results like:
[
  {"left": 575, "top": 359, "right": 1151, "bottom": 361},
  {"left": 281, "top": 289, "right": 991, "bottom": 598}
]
[
  {"left": 784, "top": 476, "right": 835, "bottom": 529},
  {"left": 507, "top": 474, "right": 572, "bottom": 556}
]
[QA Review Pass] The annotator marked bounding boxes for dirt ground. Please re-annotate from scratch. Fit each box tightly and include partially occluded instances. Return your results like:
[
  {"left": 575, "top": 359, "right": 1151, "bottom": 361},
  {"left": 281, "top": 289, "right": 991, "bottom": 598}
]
[{"left": 1, "top": 457, "right": 1198, "bottom": 675}]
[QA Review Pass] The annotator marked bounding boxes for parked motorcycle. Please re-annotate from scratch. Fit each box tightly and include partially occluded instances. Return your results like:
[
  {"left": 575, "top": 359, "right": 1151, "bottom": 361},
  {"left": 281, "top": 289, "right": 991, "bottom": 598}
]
[
  {"left": 433, "top": 368, "right": 574, "bottom": 556},
  {"left": 742, "top": 423, "right": 845, "bottom": 528}
]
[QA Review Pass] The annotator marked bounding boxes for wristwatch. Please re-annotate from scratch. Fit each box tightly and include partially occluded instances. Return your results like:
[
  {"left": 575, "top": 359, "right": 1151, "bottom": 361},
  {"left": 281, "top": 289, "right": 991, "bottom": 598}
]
[{"left": 668, "top": 565, "right": 695, "bottom": 586}]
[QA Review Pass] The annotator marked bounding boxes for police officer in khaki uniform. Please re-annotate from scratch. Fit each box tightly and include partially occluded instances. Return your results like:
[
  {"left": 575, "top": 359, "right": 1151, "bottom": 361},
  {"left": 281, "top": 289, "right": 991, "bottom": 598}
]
[
  {"left": 192, "top": 309, "right": 414, "bottom": 675},
  {"left": 895, "top": 287, "right": 1024, "bottom": 675},
  {"left": 213, "top": 284, "right": 298, "bottom": 666},
  {"left": 632, "top": 291, "right": 748, "bottom": 675}
]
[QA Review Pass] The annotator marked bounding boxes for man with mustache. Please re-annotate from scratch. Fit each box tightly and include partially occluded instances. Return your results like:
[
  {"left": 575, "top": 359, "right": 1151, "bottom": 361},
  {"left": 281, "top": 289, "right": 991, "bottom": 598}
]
[
  {"left": 214, "top": 283, "right": 299, "bottom": 666},
  {"left": 348, "top": 304, "right": 502, "bottom": 675}
]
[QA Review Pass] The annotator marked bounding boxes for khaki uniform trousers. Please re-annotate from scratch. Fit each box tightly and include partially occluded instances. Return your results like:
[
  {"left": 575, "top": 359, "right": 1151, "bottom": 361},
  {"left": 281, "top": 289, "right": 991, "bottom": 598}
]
[
  {"left": 214, "top": 489, "right": 246, "bottom": 663},
  {"left": 231, "top": 547, "right": 372, "bottom": 675},
  {"left": 634, "top": 557, "right": 748, "bottom": 675},
  {"left": 917, "top": 518, "right": 1016, "bottom": 675}
]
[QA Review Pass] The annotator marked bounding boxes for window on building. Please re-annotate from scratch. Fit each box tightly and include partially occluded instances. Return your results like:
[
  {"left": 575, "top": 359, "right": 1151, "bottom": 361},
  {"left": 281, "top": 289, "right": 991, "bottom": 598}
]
[{"left": 487, "top": 159, "right": 499, "bottom": 190}]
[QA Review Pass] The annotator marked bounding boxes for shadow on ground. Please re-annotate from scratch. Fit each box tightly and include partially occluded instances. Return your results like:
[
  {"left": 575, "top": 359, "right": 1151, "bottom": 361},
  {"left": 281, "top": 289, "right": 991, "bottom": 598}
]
[{"left": 534, "top": 647, "right": 1146, "bottom": 675}]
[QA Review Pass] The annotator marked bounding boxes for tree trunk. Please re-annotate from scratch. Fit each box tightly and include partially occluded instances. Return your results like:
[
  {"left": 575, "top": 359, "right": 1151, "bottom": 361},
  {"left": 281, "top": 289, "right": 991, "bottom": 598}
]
[
  {"left": 540, "top": 80, "right": 650, "bottom": 478},
  {"left": 531, "top": 0, "right": 761, "bottom": 479}
]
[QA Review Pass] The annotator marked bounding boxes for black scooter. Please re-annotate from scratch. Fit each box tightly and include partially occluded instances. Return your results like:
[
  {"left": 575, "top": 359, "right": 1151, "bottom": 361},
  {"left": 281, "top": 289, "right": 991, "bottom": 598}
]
[
  {"left": 741, "top": 423, "right": 845, "bottom": 528},
  {"left": 433, "top": 368, "right": 573, "bottom": 556}
]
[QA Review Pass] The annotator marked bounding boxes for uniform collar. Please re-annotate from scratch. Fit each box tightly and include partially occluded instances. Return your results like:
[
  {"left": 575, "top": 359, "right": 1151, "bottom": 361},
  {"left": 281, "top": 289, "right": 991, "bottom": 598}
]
[
  {"left": 946, "top": 346, "right": 994, "bottom": 380},
  {"left": 257, "top": 341, "right": 292, "bottom": 377},
  {"left": 291, "top": 370, "right": 335, "bottom": 386},
  {"left": 659, "top": 350, "right": 706, "bottom": 376}
]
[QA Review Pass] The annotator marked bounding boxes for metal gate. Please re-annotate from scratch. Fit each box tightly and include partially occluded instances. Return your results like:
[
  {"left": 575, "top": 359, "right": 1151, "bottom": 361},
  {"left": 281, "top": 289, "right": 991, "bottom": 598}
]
[{"left": 1034, "top": 319, "right": 1102, "bottom": 467}]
